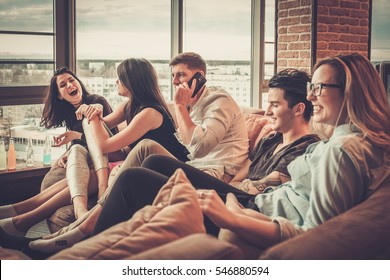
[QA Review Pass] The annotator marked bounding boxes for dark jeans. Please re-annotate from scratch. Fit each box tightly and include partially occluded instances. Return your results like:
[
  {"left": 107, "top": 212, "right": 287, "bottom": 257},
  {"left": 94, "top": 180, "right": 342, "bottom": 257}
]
[{"left": 93, "top": 155, "right": 253, "bottom": 236}]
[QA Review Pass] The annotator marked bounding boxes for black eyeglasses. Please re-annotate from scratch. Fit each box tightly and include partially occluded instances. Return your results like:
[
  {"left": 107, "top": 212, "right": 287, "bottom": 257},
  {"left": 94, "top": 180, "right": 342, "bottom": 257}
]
[{"left": 307, "top": 82, "right": 342, "bottom": 97}]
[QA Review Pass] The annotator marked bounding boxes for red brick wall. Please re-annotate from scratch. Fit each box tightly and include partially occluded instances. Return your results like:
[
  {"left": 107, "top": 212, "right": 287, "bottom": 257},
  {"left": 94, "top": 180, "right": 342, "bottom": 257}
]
[
  {"left": 276, "top": 0, "right": 371, "bottom": 72},
  {"left": 277, "top": 0, "right": 313, "bottom": 73},
  {"left": 317, "top": 0, "right": 370, "bottom": 60}
]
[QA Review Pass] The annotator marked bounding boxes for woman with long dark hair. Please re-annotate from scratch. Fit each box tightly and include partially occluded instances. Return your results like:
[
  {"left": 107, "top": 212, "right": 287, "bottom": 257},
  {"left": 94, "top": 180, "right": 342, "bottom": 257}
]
[
  {"left": 0, "top": 59, "right": 188, "bottom": 252},
  {"left": 0, "top": 67, "right": 116, "bottom": 241}
]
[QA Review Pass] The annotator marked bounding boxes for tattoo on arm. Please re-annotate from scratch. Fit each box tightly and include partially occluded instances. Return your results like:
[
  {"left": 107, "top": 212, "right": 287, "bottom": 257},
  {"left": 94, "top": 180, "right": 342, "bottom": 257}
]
[
  {"left": 252, "top": 180, "right": 281, "bottom": 192},
  {"left": 236, "top": 172, "right": 290, "bottom": 194}
]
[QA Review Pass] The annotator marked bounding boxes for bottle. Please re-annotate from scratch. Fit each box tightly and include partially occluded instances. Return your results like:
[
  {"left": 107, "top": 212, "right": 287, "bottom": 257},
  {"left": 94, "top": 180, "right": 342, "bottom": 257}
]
[
  {"left": 7, "top": 137, "right": 16, "bottom": 170},
  {"left": 26, "top": 137, "right": 34, "bottom": 167},
  {"left": 0, "top": 137, "right": 6, "bottom": 171},
  {"left": 43, "top": 134, "right": 52, "bottom": 166}
]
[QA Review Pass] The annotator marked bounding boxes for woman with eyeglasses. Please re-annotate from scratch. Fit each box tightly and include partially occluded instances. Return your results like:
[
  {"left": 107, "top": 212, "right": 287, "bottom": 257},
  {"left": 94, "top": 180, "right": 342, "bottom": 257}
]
[{"left": 192, "top": 53, "right": 390, "bottom": 256}]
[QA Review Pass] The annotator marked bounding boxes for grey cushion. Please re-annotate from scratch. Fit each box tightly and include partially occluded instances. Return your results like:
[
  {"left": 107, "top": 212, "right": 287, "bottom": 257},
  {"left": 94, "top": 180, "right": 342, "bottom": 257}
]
[{"left": 0, "top": 248, "right": 31, "bottom": 260}]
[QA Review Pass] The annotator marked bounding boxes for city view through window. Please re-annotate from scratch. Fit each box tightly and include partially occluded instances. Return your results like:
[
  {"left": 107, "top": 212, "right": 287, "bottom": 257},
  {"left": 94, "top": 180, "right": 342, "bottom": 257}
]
[
  {"left": 0, "top": 57, "right": 270, "bottom": 168},
  {"left": 0, "top": 0, "right": 275, "bottom": 169},
  {"left": 1, "top": 0, "right": 389, "bottom": 170},
  {"left": 76, "top": 59, "right": 265, "bottom": 110}
]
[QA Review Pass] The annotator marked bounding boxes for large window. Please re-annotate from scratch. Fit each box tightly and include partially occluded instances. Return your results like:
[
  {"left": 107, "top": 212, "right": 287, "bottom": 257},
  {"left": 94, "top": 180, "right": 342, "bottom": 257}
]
[
  {"left": 1, "top": 0, "right": 276, "bottom": 171},
  {"left": 183, "top": 0, "right": 252, "bottom": 106},
  {"left": 371, "top": 0, "right": 390, "bottom": 62},
  {"left": 371, "top": 0, "right": 390, "bottom": 104},
  {"left": 182, "top": 0, "right": 274, "bottom": 108},
  {"left": 76, "top": 0, "right": 171, "bottom": 109},
  {"left": 0, "top": 0, "right": 65, "bottom": 169},
  {"left": 75, "top": 0, "right": 275, "bottom": 108},
  {"left": 262, "top": 0, "right": 276, "bottom": 110},
  {"left": 0, "top": 0, "right": 54, "bottom": 87}
]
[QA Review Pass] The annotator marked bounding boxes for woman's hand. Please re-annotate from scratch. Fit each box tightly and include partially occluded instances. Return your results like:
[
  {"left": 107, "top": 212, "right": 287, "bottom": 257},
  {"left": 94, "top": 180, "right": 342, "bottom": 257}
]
[
  {"left": 53, "top": 131, "right": 82, "bottom": 147},
  {"left": 57, "top": 153, "right": 68, "bottom": 168},
  {"left": 196, "top": 189, "right": 237, "bottom": 229},
  {"left": 75, "top": 104, "right": 103, "bottom": 121}
]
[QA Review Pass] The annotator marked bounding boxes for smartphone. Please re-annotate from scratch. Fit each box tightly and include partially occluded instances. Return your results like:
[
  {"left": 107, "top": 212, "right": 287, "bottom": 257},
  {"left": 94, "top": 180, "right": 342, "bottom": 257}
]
[{"left": 188, "top": 72, "right": 207, "bottom": 98}]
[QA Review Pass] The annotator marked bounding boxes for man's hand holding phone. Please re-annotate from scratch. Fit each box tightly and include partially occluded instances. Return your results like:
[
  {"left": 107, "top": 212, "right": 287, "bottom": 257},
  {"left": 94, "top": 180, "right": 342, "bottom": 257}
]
[
  {"left": 174, "top": 72, "right": 207, "bottom": 107},
  {"left": 188, "top": 72, "right": 207, "bottom": 98}
]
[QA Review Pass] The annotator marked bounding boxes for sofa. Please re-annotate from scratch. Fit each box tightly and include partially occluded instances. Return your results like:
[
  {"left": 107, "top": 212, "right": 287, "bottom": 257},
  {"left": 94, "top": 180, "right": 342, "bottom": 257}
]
[
  {"left": 47, "top": 105, "right": 390, "bottom": 259},
  {"left": 1, "top": 167, "right": 390, "bottom": 260},
  {"left": 41, "top": 105, "right": 276, "bottom": 233},
  {"left": 44, "top": 159, "right": 390, "bottom": 260},
  {"left": 2, "top": 104, "right": 389, "bottom": 260}
]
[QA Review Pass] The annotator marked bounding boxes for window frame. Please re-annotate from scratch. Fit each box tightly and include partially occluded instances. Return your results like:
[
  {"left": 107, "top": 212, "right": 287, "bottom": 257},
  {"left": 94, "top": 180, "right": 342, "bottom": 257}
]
[
  {"left": 0, "top": 0, "right": 275, "bottom": 178},
  {"left": 0, "top": 0, "right": 75, "bottom": 106},
  {"left": 0, "top": 0, "right": 274, "bottom": 108}
]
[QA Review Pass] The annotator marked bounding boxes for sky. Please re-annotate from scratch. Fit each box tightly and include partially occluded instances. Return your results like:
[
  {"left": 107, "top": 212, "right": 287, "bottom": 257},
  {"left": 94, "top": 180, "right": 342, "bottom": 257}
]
[
  {"left": 75, "top": 0, "right": 267, "bottom": 60},
  {"left": 0, "top": 0, "right": 275, "bottom": 61},
  {"left": 0, "top": 0, "right": 389, "bottom": 61}
]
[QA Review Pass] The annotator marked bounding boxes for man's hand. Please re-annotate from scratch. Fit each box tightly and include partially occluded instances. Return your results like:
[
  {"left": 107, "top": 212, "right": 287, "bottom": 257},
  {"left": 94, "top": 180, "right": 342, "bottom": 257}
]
[
  {"left": 52, "top": 131, "right": 81, "bottom": 147},
  {"left": 173, "top": 79, "right": 197, "bottom": 107},
  {"left": 197, "top": 189, "right": 236, "bottom": 229}
]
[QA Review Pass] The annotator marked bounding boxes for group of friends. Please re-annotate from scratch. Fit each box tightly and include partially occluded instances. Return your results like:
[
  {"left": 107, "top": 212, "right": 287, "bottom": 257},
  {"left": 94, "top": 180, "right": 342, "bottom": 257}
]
[{"left": 0, "top": 52, "right": 389, "bottom": 259}]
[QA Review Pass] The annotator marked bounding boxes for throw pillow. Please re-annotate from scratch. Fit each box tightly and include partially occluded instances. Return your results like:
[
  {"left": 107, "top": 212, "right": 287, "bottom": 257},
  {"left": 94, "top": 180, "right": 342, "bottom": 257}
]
[{"left": 50, "top": 168, "right": 206, "bottom": 259}]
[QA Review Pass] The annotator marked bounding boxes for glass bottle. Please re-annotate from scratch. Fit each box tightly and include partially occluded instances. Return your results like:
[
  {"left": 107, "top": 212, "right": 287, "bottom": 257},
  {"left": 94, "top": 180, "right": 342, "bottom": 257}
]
[
  {"left": 0, "top": 137, "right": 6, "bottom": 171},
  {"left": 43, "top": 134, "right": 52, "bottom": 166},
  {"left": 26, "top": 137, "right": 34, "bottom": 167},
  {"left": 7, "top": 137, "right": 16, "bottom": 170}
]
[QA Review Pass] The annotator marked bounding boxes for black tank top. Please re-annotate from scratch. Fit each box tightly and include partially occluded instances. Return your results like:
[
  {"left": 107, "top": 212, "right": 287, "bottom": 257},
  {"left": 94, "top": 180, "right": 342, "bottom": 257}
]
[{"left": 126, "top": 104, "right": 189, "bottom": 162}]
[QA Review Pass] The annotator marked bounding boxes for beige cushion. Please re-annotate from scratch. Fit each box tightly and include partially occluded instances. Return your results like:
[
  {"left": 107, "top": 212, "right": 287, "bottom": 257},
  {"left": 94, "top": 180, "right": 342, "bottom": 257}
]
[
  {"left": 240, "top": 106, "right": 265, "bottom": 115},
  {"left": 50, "top": 168, "right": 206, "bottom": 260},
  {"left": 40, "top": 156, "right": 67, "bottom": 192},
  {"left": 130, "top": 234, "right": 243, "bottom": 260},
  {"left": 47, "top": 205, "right": 76, "bottom": 233},
  {"left": 260, "top": 173, "right": 390, "bottom": 259},
  {"left": 47, "top": 200, "right": 96, "bottom": 233},
  {"left": 0, "top": 248, "right": 31, "bottom": 260},
  {"left": 244, "top": 113, "right": 272, "bottom": 150}
]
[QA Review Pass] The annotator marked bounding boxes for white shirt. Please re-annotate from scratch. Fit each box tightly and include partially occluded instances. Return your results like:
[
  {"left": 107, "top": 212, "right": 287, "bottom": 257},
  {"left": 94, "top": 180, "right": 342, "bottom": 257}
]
[{"left": 176, "top": 86, "right": 249, "bottom": 180}]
